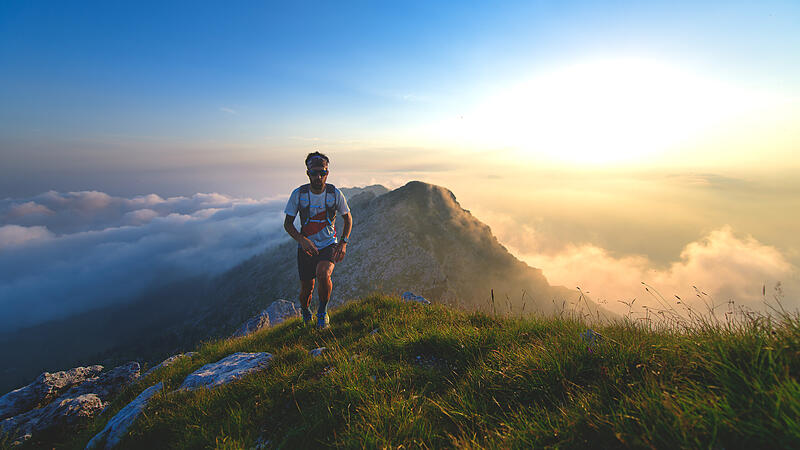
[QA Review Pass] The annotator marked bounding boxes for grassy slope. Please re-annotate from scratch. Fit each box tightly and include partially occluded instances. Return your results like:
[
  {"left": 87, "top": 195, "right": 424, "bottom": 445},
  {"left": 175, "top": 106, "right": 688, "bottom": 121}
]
[{"left": 9, "top": 294, "right": 800, "bottom": 449}]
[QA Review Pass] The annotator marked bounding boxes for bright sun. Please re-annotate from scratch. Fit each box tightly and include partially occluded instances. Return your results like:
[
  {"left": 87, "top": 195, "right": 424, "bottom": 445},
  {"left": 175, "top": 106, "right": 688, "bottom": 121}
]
[{"left": 449, "top": 58, "right": 770, "bottom": 166}]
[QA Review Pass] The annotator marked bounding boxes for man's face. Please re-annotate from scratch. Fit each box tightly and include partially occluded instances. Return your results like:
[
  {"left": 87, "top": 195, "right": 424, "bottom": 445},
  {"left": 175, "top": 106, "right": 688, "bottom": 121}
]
[{"left": 307, "top": 162, "right": 329, "bottom": 189}]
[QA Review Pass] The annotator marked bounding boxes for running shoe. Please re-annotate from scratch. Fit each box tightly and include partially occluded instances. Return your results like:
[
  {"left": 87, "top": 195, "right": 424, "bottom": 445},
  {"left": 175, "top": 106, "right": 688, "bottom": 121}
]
[
  {"left": 301, "top": 308, "right": 313, "bottom": 327},
  {"left": 316, "top": 313, "right": 330, "bottom": 329}
]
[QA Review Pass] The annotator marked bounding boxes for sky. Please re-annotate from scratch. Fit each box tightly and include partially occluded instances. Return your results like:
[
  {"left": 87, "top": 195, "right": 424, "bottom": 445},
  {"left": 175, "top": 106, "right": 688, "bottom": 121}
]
[{"left": 1, "top": 0, "right": 799, "bottom": 327}]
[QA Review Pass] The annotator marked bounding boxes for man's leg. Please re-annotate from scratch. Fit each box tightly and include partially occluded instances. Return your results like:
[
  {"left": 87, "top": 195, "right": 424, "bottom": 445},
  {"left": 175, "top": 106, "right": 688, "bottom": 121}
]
[
  {"left": 299, "top": 279, "right": 314, "bottom": 323},
  {"left": 315, "top": 260, "right": 335, "bottom": 320}
]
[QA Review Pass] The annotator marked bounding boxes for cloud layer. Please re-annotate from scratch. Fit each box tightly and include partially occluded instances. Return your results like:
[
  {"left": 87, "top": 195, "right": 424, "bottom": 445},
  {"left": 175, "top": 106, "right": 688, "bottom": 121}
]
[
  {"left": 0, "top": 191, "right": 290, "bottom": 331},
  {"left": 480, "top": 210, "right": 799, "bottom": 320}
]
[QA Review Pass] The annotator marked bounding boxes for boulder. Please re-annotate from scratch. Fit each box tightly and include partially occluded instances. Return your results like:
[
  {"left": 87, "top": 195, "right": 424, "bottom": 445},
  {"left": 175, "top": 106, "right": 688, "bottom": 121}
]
[
  {"left": 266, "top": 299, "right": 299, "bottom": 326},
  {"left": 60, "top": 362, "right": 140, "bottom": 400},
  {"left": 179, "top": 352, "right": 273, "bottom": 390},
  {"left": 231, "top": 311, "right": 270, "bottom": 338},
  {"left": 401, "top": 291, "right": 431, "bottom": 305},
  {"left": 0, "top": 365, "right": 104, "bottom": 420},
  {"left": 1, "top": 394, "right": 108, "bottom": 443},
  {"left": 85, "top": 382, "right": 164, "bottom": 450},
  {"left": 142, "top": 353, "right": 197, "bottom": 379}
]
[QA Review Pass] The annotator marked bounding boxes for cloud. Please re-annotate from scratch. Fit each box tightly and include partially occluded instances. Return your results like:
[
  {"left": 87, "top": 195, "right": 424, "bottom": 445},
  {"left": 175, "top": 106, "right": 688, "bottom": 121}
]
[
  {"left": 220, "top": 107, "right": 237, "bottom": 114},
  {"left": 0, "top": 190, "right": 291, "bottom": 331},
  {"left": 478, "top": 210, "right": 799, "bottom": 319}
]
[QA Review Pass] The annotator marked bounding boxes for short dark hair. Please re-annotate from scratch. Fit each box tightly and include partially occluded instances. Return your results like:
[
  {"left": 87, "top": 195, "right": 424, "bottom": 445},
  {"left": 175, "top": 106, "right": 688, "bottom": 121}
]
[{"left": 305, "top": 151, "right": 329, "bottom": 168}]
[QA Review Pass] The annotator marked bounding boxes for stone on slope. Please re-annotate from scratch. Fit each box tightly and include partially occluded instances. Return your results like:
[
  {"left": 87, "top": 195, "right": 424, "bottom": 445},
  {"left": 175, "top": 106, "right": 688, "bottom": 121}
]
[
  {"left": 179, "top": 352, "right": 273, "bottom": 390},
  {"left": 401, "top": 291, "right": 431, "bottom": 305},
  {"left": 60, "top": 362, "right": 141, "bottom": 400},
  {"left": 231, "top": 311, "right": 271, "bottom": 338},
  {"left": 142, "top": 353, "right": 197, "bottom": 379},
  {"left": 0, "top": 365, "right": 104, "bottom": 420},
  {"left": 85, "top": 382, "right": 164, "bottom": 450},
  {"left": 265, "top": 299, "right": 299, "bottom": 326},
  {"left": 1, "top": 394, "right": 108, "bottom": 443}
]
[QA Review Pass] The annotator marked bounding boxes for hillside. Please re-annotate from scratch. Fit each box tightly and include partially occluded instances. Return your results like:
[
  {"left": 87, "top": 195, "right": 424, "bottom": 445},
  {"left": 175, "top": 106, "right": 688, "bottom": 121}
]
[
  {"left": 186, "top": 180, "right": 605, "bottom": 340},
  {"left": 10, "top": 294, "right": 799, "bottom": 449}
]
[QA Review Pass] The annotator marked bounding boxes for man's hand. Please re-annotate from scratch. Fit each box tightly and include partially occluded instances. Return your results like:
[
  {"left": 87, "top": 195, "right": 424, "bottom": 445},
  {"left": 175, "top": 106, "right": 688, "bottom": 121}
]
[
  {"left": 300, "top": 236, "right": 318, "bottom": 256},
  {"left": 333, "top": 242, "right": 347, "bottom": 262}
]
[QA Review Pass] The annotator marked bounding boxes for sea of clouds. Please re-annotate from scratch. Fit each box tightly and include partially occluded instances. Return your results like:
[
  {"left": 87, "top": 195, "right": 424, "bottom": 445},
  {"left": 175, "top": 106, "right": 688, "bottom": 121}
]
[
  {"left": 0, "top": 190, "right": 290, "bottom": 332},
  {"left": 480, "top": 209, "right": 800, "bottom": 320}
]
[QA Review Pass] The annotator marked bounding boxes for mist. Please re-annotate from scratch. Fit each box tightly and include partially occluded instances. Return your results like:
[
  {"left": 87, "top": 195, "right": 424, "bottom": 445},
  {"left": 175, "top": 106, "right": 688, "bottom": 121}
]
[{"left": 0, "top": 190, "right": 290, "bottom": 332}]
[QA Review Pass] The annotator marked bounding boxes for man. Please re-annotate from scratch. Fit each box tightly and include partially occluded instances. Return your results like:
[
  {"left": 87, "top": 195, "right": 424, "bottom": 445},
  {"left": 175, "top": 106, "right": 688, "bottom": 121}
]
[{"left": 284, "top": 152, "right": 352, "bottom": 329}]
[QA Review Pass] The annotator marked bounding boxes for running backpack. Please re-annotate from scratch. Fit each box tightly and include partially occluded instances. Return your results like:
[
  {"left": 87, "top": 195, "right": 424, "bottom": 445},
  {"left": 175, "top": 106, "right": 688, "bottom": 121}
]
[{"left": 298, "top": 183, "right": 338, "bottom": 237}]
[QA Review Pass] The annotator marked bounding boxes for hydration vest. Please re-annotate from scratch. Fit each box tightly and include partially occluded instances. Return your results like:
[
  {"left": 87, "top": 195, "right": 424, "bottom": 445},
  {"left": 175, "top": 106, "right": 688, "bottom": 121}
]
[{"left": 298, "top": 183, "right": 338, "bottom": 237}]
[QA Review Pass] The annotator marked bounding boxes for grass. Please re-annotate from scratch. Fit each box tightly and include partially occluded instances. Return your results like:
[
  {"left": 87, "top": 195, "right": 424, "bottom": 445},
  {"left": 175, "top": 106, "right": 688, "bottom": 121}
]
[{"left": 7, "top": 293, "right": 800, "bottom": 449}]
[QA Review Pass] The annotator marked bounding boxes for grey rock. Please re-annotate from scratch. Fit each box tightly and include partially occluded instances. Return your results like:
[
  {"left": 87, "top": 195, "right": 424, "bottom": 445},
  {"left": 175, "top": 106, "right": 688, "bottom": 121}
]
[
  {"left": 142, "top": 352, "right": 197, "bottom": 379},
  {"left": 179, "top": 352, "right": 273, "bottom": 390},
  {"left": 2, "top": 394, "right": 108, "bottom": 441},
  {"left": 309, "top": 347, "right": 327, "bottom": 357},
  {"left": 85, "top": 382, "right": 164, "bottom": 450},
  {"left": 231, "top": 310, "right": 270, "bottom": 338},
  {"left": 60, "top": 362, "right": 140, "bottom": 400},
  {"left": 0, "top": 365, "right": 103, "bottom": 420},
  {"left": 401, "top": 291, "right": 431, "bottom": 305},
  {"left": 265, "top": 299, "right": 299, "bottom": 326}
]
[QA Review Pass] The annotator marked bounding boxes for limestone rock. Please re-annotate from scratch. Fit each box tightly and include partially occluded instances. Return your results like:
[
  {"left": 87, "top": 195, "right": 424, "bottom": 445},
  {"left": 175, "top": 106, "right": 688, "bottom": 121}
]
[
  {"left": 0, "top": 365, "right": 103, "bottom": 420},
  {"left": 85, "top": 382, "right": 164, "bottom": 450},
  {"left": 143, "top": 353, "right": 197, "bottom": 379},
  {"left": 401, "top": 291, "right": 431, "bottom": 305},
  {"left": 231, "top": 310, "right": 270, "bottom": 338},
  {"left": 179, "top": 352, "right": 273, "bottom": 390},
  {"left": 1, "top": 394, "right": 108, "bottom": 441},
  {"left": 60, "top": 362, "right": 140, "bottom": 400},
  {"left": 265, "top": 299, "right": 299, "bottom": 326}
]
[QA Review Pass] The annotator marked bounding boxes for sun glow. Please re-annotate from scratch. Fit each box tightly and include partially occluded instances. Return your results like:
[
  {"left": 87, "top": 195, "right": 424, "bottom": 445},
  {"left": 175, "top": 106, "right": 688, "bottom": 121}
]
[{"left": 437, "top": 58, "right": 780, "bottom": 166}]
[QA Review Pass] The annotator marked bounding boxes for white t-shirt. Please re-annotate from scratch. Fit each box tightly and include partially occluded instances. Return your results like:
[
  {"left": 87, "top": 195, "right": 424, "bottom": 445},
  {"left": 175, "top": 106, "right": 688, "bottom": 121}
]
[{"left": 285, "top": 185, "right": 350, "bottom": 249}]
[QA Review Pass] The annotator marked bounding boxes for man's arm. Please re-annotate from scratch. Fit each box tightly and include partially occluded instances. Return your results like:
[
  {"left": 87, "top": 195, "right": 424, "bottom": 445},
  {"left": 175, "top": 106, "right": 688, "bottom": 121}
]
[
  {"left": 284, "top": 214, "right": 318, "bottom": 255},
  {"left": 334, "top": 212, "right": 352, "bottom": 262}
]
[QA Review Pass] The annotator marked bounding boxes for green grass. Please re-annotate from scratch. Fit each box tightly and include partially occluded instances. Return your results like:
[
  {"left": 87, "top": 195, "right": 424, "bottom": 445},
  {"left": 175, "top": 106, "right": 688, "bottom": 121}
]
[{"left": 9, "top": 294, "right": 800, "bottom": 449}]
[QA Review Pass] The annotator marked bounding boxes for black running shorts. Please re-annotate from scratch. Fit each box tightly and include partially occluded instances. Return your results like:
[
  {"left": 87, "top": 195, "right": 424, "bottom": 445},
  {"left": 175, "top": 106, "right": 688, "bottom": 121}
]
[{"left": 297, "top": 243, "right": 336, "bottom": 281}]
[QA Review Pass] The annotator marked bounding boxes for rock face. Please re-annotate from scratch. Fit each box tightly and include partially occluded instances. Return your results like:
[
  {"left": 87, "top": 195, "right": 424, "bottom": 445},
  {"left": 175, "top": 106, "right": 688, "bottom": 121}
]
[
  {"left": 0, "top": 365, "right": 103, "bottom": 420},
  {"left": 2, "top": 394, "right": 108, "bottom": 442},
  {"left": 231, "top": 310, "right": 271, "bottom": 338},
  {"left": 0, "top": 362, "right": 140, "bottom": 443},
  {"left": 231, "top": 299, "right": 299, "bottom": 338},
  {"left": 85, "top": 382, "right": 164, "bottom": 450},
  {"left": 265, "top": 299, "right": 298, "bottom": 326},
  {"left": 180, "top": 353, "right": 273, "bottom": 390}
]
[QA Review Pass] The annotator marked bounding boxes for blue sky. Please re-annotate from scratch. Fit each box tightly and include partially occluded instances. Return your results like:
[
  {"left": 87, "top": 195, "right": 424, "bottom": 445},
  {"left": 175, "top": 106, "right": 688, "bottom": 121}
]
[{"left": 2, "top": 1, "right": 798, "bottom": 198}]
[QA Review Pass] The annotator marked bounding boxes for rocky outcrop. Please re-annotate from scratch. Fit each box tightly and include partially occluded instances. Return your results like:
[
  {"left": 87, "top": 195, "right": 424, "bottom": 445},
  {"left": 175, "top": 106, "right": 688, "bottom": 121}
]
[
  {"left": 401, "top": 291, "right": 431, "bottom": 305},
  {"left": 59, "top": 362, "right": 140, "bottom": 400},
  {"left": 85, "top": 382, "right": 164, "bottom": 450},
  {"left": 0, "top": 362, "right": 140, "bottom": 444},
  {"left": 265, "top": 299, "right": 298, "bottom": 326},
  {"left": 231, "top": 311, "right": 270, "bottom": 338},
  {"left": 2, "top": 394, "right": 108, "bottom": 444},
  {"left": 231, "top": 299, "right": 299, "bottom": 338},
  {"left": 180, "top": 353, "right": 273, "bottom": 390},
  {"left": 142, "top": 353, "right": 196, "bottom": 379},
  {"left": 0, "top": 365, "right": 103, "bottom": 420}
]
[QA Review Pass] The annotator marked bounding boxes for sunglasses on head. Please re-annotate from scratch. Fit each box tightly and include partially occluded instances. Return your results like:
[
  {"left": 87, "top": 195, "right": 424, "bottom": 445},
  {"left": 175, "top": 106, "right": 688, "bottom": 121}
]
[{"left": 307, "top": 169, "right": 328, "bottom": 177}]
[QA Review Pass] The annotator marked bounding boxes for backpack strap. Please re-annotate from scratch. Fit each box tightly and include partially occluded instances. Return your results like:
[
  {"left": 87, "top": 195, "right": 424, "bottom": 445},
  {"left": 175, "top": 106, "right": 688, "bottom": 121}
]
[{"left": 298, "top": 184, "right": 311, "bottom": 226}]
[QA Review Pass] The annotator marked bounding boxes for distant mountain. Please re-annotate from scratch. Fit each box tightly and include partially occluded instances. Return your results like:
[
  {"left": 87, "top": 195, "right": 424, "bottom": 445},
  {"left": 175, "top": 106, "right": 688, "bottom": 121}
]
[{"left": 186, "top": 181, "right": 604, "bottom": 338}]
